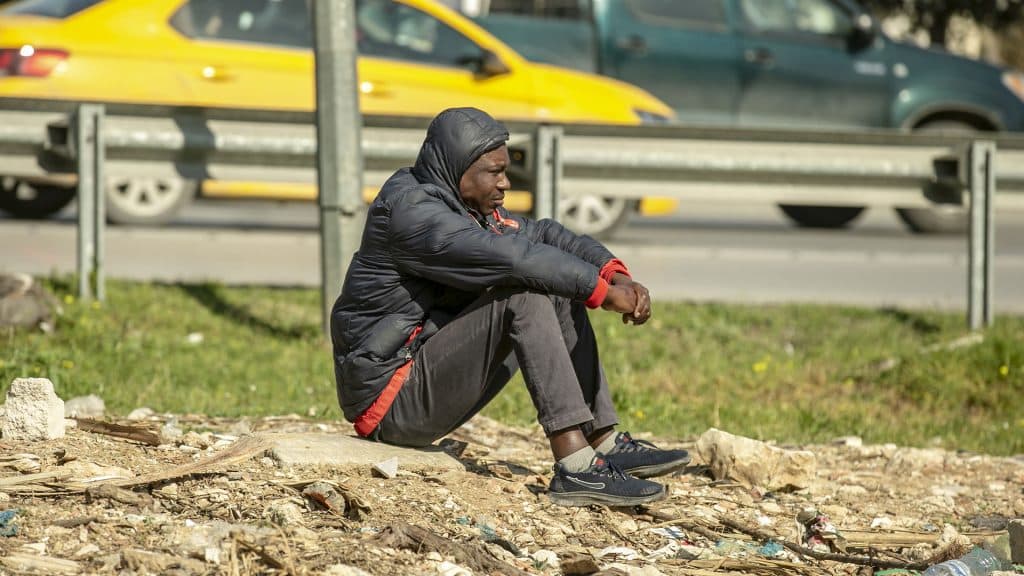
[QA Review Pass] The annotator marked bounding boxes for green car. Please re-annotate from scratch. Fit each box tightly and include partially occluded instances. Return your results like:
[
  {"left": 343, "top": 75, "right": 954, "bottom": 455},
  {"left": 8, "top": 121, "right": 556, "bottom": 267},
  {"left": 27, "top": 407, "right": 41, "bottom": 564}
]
[{"left": 473, "top": 0, "right": 1024, "bottom": 233}]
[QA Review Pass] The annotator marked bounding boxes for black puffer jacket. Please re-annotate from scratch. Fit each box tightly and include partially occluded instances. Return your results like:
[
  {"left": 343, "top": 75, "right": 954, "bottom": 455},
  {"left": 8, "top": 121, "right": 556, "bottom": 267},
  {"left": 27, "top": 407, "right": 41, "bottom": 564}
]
[{"left": 330, "top": 108, "right": 618, "bottom": 422}]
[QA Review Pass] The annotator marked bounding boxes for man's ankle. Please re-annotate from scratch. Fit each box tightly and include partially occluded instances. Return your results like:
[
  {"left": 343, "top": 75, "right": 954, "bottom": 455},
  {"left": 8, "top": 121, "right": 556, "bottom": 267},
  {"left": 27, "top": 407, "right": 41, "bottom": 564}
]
[{"left": 556, "top": 445, "right": 596, "bottom": 473}]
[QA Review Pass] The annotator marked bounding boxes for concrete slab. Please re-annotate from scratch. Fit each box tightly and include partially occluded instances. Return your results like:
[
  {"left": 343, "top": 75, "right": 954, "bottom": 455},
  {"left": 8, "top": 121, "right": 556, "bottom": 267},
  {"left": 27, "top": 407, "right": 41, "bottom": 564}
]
[{"left": 267, "top": 433, "right": 464, "bottom": 471}]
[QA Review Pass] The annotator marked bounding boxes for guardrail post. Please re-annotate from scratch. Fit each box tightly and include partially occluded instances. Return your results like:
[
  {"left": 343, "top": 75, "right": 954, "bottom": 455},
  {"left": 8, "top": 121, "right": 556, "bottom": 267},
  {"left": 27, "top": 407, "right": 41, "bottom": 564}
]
[
  {"left": 74, "top": 104, "right": 105, "bottom": 302},
  {"left": 966, "top": 140, "right": 996, "bottom": 330},
  {"left": 532, "top": 125, "right": 562, "bottom": 221},
  {"left": 314, "top": 0, "right": 364, "bottom": 339}
]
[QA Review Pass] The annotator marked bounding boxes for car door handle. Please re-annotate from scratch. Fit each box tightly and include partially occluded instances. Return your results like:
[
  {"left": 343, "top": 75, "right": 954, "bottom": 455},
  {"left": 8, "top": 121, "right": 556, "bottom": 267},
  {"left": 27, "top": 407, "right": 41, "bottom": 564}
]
[
  {"left": 615, "top": 35, "right": 648, "bottom": 54},
  {"left": 744, "top": 48, "right": 774, "bottom": 66},
  {"left": 200, "top": 65, "right": 235, "bottom": 82}
]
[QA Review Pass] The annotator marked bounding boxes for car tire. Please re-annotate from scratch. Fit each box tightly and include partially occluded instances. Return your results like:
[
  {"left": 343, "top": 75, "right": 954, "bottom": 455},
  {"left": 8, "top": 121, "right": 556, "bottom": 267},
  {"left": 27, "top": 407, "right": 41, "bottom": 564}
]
[
  {"left": 777, "top": 204, "right": 865, "bottom": 229},
  {"left": 105, "top": 177, "right": 195, "bottom": 225},
  {"left": 558, "top": 196, "right": 634, "bottom": 240},
  {"left": 894, "top": 120, "right": 976, "bottom": 235},
  {"left": 0, "top": 178, "right": 76, "bottom": 219}
]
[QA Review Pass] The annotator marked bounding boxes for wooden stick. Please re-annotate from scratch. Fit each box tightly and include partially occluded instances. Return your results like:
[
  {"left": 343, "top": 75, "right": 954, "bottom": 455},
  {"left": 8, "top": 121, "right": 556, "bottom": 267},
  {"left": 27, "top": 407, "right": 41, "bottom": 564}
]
[
  {"left": 76, "top": 418, "right": 162, "bottom": 446},
  {"left": 0, "top": 470, "right": 69, "bottom": 487}
]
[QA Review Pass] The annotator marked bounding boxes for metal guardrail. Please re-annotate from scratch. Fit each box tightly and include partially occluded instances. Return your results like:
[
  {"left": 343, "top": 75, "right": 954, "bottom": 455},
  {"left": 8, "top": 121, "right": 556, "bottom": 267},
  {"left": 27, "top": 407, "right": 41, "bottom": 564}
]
[{"left": 0, "top": 97, "right": 1017, "bottom": 328}]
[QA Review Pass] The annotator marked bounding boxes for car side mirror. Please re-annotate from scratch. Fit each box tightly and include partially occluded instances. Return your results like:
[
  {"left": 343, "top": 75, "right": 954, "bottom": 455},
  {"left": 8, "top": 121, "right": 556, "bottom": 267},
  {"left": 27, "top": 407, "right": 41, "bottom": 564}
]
[
  {"left": 848, "top": 12, "right": 876, "bottom": 50},
  {"left": 459, "top": 49, "right": 511, "bottom": 77},
  {"left": 478, "top": 50, "right": 511, "bottom": 77}
]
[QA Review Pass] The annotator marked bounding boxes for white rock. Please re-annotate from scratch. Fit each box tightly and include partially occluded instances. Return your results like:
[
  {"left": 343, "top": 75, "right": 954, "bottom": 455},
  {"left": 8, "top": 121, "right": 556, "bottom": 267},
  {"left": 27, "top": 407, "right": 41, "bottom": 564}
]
[
  {"left": 2, "top": 378, "right": 65, "bottom": 441},
  {"left": 695, "top": 428, "right": 816, "bottom": 491},
  {"left": 64, "top": 395, "right": 105, "bottom": 418},
  {"left": 838, "top": 485, "right": 869, "bottom": 497},
  {"left": 531, "top": 549, "right": 560, "bottom": 569},
  {"left": 204, "top": 547, "right": 221, "bottom": 564},
  {"left": 598, "top": 546, "right": 640, "bottom": 561},
  {"left": 73, "top": 543, "right": 100, "bottom": 558},
  {"left": 324, "top": 565, "right": 373, "bottom": 576},
  {"left": 264, "top": 499, "right": 305, "bottom": 527},
  {"left": 372, "top": 457, "right": 399, "bottom": 479},
  {"left": 425, "top": 551, "right": 444, "bottom": 562},
  {"left": 832, "top": 435, "right": 863, "bottom": 448},
  {"left": 870, "top": 517, "right": 894, "bottom": 529},
  {"left": 127, "top": 407, "right": 154, "bottom": 420},
  {"left": 437, "top": 561, "right": 471, "bottom": 576}
]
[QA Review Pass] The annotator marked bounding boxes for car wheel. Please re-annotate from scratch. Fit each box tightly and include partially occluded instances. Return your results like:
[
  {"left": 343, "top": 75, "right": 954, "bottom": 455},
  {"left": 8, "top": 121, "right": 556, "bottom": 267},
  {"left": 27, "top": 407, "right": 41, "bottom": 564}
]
[
  {"left": 105, "top": 177, "right": 195, "bottom": 225},
  {"left": 0, "top": 177, "right": 76, "bottom": 219},
  {"left": 558, "top": 196, "right": 634, "bottom": 239},
  {"left": 777, "top": 204, "right": 866, "bottom": 229},
  {"left": 894, "top": 120, "right": 975, "bottom": 235}
]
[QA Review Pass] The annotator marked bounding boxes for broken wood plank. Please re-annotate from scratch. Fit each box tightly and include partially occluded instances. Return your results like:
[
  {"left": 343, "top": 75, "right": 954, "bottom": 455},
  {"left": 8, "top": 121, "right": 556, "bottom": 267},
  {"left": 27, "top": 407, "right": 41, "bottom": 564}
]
[
  {"left": 376, "top": 523, "right": 532, "bottom": 576},
  {"left": 843, "top": 529, "right": 1006, "bottom": 549},
  {"left": 75, "top": 418, "right": 162, "bottom": 446},
  {"left": 108, "top": 434, "right": 269, "bottom": 489},
  {"left": 0, "top": 553, "right": 80, "bottom": 575},
  {"left": 0, "top": 470, "right": 70, "bottom": 487},
  {"left": 717, "top": 516, "right": 930, "bottom": 570}
]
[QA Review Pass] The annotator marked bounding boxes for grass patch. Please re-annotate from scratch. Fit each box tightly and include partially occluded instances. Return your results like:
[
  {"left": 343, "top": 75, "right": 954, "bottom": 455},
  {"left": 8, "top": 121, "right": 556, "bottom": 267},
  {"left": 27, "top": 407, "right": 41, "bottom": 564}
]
[{"left": 2, "top": 278, "right": 1022, "bottom": 455}]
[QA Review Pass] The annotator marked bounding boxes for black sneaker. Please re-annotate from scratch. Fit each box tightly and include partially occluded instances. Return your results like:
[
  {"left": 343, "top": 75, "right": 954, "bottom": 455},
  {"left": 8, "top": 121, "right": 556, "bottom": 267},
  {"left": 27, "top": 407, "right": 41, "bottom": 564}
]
[
  {"left": 601, "top": 432, "right": 691, "bottom": 478},
  {"left": 548, "top": 455, "right": 666, "bottom": 507}
]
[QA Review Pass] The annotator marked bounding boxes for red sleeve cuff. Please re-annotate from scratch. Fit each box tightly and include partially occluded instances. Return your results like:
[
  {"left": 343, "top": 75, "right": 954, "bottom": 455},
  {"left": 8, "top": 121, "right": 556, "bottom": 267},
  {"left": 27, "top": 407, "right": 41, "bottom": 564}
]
[
  {"left": 599, "top": 258, "right": 631, "bottom": 283},
  {"left": 585, "top": 277, "right": 609, "bottom": 309}
]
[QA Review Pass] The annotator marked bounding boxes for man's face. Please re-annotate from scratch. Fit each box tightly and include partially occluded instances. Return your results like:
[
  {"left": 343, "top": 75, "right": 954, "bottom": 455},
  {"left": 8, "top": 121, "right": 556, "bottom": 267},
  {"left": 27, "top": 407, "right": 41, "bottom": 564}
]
[{"left": 459, "top": 145, "right": 511, "bottom": 215}]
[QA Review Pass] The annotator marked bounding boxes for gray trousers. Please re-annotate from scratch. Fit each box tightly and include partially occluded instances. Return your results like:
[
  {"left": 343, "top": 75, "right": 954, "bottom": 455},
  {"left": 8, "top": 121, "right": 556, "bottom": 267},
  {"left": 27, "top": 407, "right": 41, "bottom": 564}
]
[{"left": 373, "top": 288, "right": 619, "bottom": 447}]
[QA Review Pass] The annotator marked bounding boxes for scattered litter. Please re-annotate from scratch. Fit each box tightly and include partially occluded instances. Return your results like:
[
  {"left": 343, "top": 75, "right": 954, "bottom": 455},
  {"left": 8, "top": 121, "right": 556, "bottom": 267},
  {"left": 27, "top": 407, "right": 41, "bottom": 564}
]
[
  {"left": 650, "top": 526, "right": 686, "bottom": 540},
  {"left": 798, "top": 508, "right": 847, "bottom": 552},
  {"left": 0, "top": 509, "right": 19, "bottom": 536},
  {"left": 598, "top": 546, "right": 640, "bottom": 561},
  {"left": 185, "top": 332, "right": 204, "bottom": 345}
]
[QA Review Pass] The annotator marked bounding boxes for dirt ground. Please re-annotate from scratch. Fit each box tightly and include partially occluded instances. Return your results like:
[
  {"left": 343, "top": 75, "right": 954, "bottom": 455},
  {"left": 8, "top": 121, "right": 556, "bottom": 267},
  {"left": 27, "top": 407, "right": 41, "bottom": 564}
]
[{"left": 0, "top": 413, "right": 1021, "bottom": 576}]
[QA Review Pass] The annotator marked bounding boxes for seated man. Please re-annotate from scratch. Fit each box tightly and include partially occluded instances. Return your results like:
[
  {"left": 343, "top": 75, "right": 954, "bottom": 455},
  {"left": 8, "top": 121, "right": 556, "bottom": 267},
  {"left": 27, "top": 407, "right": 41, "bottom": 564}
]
[{"left": 330, "top": 107, "right": 689, "bottom": 506}]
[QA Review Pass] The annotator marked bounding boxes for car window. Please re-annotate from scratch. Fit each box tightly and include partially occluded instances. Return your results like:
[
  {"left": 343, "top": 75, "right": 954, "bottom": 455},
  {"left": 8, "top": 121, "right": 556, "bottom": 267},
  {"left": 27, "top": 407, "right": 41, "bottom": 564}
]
[
  {"left": 625, "top": 0, "right": 728, "bottom": 29},
  {"left": 357, "top": 0, "right": 483, "bottom": 69},
  {"left": 2, "top": 0, "right": 102, "bottom": 18},
  {"left": 740, "top": 0, "right": 851, "bottom": 36},
  {"left": 171, "top": 0, "right": 312, "bottom": 48},
  {"left": 486, "top": 0, "right": 588, "bottom": 20}
]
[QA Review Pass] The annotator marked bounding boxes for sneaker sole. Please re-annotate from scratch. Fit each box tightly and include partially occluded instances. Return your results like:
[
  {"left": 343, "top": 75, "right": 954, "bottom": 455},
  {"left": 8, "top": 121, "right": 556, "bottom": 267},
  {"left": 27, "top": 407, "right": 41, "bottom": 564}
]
[
  {"left": 623, "top": 456, "right": 692, "bottom": 479},
  {"left": 548, "top": 487, "right": 667, "bottom": 507}
]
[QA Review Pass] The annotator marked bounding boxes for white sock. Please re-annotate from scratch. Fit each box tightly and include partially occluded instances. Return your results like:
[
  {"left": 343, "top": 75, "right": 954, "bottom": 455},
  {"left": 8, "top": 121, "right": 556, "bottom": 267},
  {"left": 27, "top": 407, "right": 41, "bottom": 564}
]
[
  {"left": 557, "top": 446, "right": 596, "bottom": 473},
  {"left": 594, "top": 433, "right": 617, "bottom": 455}
]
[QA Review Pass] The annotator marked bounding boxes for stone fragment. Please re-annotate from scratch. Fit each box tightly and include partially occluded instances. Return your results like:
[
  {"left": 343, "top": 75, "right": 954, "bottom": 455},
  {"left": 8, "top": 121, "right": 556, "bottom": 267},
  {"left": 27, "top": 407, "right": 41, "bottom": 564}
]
[
  {"left": 884, "top": 448, "right": 947, "bottom": 473},
  {"left": 695, "top": 428, "right": 816, "bottom": 491},
  {"left": 264, "top": 499, "right": 306, "bottom": 527},
  {"left": 372, "top": 457, "right": 399, "bottom": 479},
  {"left": 63, "top": 395, "right": 105, "bottom": 419},
  {"left": 1009, "top": 519, "right": 1024, "bottom": 564},
  {"left": 2, "top": 378, "right": 65, "bottom": 441},
  {"left": 126, "top": 407, "right": 154, "bottom": 420},
  {"left": 832, "top": 436, "right": 863, "bottom": 448}
]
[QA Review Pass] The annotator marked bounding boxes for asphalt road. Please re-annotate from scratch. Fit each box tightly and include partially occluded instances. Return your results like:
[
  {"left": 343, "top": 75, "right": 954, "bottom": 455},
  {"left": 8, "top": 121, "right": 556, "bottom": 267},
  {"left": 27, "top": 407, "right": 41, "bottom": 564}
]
[{"left": 4, "top": 200, "right": 1024, "bottom": 313}]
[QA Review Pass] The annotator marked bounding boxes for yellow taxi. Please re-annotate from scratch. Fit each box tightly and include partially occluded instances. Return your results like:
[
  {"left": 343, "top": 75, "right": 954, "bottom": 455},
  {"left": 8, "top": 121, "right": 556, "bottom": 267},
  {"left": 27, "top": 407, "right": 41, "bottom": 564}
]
[{"left": 0, "top": 0, "right": 677, "bottom": 236}]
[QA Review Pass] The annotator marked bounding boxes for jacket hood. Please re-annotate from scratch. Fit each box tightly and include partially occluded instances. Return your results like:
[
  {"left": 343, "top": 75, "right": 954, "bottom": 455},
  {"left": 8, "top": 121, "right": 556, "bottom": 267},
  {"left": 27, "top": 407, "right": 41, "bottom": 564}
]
[{"left": 411, "top": 108, "right": 509, "bottom": 201}]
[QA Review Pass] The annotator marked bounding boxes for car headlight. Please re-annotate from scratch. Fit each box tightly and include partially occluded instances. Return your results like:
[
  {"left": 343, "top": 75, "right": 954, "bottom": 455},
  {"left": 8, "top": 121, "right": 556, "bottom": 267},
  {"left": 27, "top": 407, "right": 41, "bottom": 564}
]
[
  {"left": 633, "top": 108, "right": 671, "bottom": 125},
  {"left": 1002, "top": 71, "right": 1024, "bottom": 103}
]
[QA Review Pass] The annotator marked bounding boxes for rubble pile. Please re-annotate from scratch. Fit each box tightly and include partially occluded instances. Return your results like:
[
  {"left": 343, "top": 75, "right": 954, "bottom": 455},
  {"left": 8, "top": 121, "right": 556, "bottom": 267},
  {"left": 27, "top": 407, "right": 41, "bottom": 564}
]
[{"left": 0, "top": 389, "right": 1020, "bottom": 575}]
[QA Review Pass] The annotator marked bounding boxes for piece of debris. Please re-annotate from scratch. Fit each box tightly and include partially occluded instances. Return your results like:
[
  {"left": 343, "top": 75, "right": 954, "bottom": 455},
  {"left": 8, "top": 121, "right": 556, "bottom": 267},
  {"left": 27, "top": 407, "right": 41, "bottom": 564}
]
[
  {"left": 376, "top": 523, "right": 532, "bottom": 576},
  {"left": 560, "top": 551, "right": 600, "bottom": 575},
  {"left": 63, "top": 395, "right": 105, "bottom": 419},
  {"left": 0, "top": 509, "right": 19, "bottom": 536},
  {"left": 85, "top": 484, "right": 154, "bottom": 508},
  {"left": 439, "top": 438, "right": 469, "bottom": 458},
  {"left": 264, "top": 498, "right": 306, "bottom": 527},
  {"left": 2, "top": 378, "right": 65, "bottom": 441},
  {"left": 696, "top": 428, "right": 816, "bottom": 491},
  {"left": 372, "top": 457, "right": 399, "bottom": 479}
]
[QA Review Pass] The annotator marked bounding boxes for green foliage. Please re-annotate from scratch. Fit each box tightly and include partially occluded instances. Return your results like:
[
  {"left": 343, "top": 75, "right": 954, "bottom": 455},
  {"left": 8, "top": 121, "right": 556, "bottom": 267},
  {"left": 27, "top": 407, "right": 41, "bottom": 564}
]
[
  {"left": 2, "top": 278, "right": 1021, "bottom": 455},
  {"left": 861, "top": 0, "right": 1024, "bottom": 43}
]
